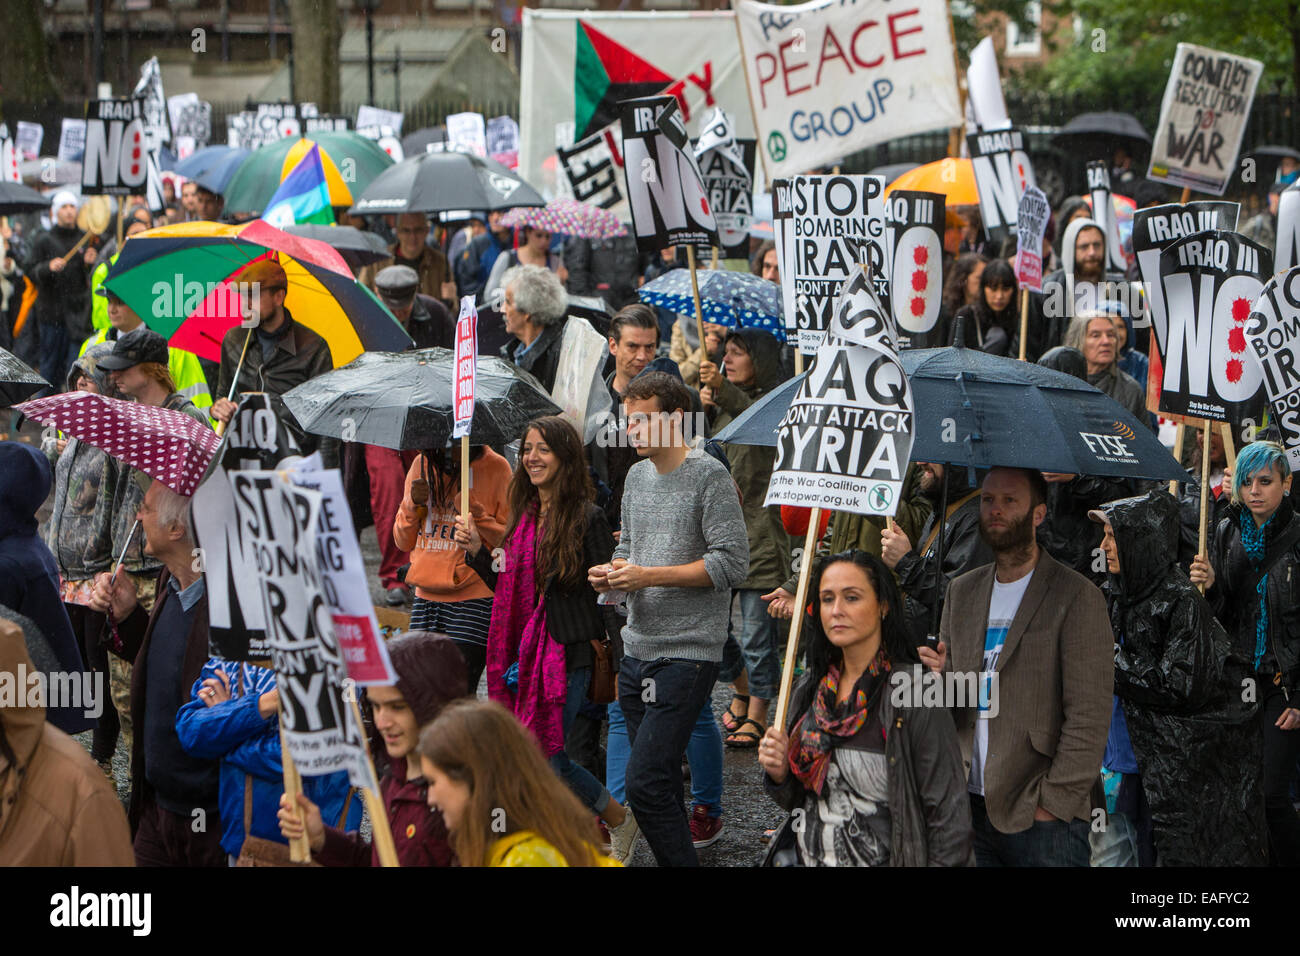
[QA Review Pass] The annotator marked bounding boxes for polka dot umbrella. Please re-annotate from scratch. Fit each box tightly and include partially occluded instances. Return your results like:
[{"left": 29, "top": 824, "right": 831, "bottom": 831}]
[
  {"left": 500, "top": 198, "right": 627, "bottom": 240},
  {"left": 637, "top": 268, "right": 785, "bottom": 342},
  {"left": 15, "top": 391, "right": 221, "bottom": 497}
]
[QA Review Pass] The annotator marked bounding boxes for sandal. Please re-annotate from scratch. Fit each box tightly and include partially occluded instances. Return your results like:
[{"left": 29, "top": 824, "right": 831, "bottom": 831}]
[
  {"left": 725, "top": 717, "right": 765, "bottom": 749},
  {"left": 720, "top": 694, "right": 750, "bottom": 734}
]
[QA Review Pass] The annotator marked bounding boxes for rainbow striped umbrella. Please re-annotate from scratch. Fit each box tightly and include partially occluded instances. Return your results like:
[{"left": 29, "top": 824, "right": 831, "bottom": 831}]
[
  {"left": 101, "top": 219, "right": 412, "bottom": 366},
  {"left": 500, "top": 197, "right": 626, "bottom": 240}
]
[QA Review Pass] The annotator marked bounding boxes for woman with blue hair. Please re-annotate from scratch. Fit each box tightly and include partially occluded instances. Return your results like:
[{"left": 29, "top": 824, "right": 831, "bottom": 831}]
[{"left": 1196, "top": 440, "right": 1300, "bottom": 865}]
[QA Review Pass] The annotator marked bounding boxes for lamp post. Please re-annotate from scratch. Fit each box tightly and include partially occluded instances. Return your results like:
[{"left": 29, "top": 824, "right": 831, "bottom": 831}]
[{"left": 360, "top": 0, "right": 381, "bottom": 105}]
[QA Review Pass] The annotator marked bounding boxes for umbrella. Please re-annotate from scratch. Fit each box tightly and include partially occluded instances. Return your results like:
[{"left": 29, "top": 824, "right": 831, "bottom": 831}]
[
  {"left": 713, "top": 349, "right": 1184, "bottom": 481},
  {"left": 282, "top": 223, "right": 391, "bottom": 268},
  {"left": 0, "top": 181, "right": 51, "bottom": 215},
  {"left": 282, "top": 348, "right": 561, "bottom": 451},
  {"left": 0, "top": 347, "right": 48, "bottom": 406},
  {"left": 172, "top": 145, "right": 252, "bottom": 195},
  {"left": 567, "top": 294, "right": 614, "bottom": 337},
  {"left": 401, "top": 127, "right": 447, "bottom": 156},
  {"left": 885, "top": 158, "right": 979, "bottom": 206},
  {"left": 1056, "top": 112, "right": 1152, "bottom": 145},
  {"left": 14, "top": 391, "right": 221, "bottom": 496},
  {"left": 500, "top": 198, "right": 626, "bottom": 240},
  {"left": 222, "top": 132, "right": 395, "bottom": 215},
  {"left": 1248, "top": 145, "right": 1300, "bottom": 162},
  {"left": 102, "top": 219, "right": 412, "bottom": 366},
  {"left": 868, "top": 162, "right": 922, "bottom": 187},
  {"left": 351, "top": 151, "right": 545, "bottom": 216},
  {"left": 638, "top": 269, "right": 785, "bottom": 342}
]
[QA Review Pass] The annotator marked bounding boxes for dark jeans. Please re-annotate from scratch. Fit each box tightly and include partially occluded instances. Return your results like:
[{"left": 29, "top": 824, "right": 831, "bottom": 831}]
[
  {"left": 618, "top": 656, "right": 720, "bottom": 867},
  {"left": 133, "top": 798, "right": 226, "bottom": 867},
  {"left": 549, "top": 667, "right": 611, "bottom": 814},
  {"left": 67, "top": 603, "right": 117, "bottom": 763},
  {"left": 971, "top": 794, "right": 1090, "bottom": 867},
  {"left": 1261, "top": 687, "right": 1300, "bottom": 865},
  {"left": 36, "top": 321, "right": 74, "bottom": 394}
]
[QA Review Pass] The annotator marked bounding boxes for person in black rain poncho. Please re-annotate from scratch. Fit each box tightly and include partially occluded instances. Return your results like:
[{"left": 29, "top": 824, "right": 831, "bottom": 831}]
[{"left": 1091, "top": 491, "right": 1265, "bottom": 866}]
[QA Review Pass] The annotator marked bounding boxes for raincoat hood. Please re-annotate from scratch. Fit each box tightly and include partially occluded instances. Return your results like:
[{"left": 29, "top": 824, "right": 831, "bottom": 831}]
[
  {"left": 1094, "top": 491, "right": 1179, "bottom": 604},
  {"left": 1037, "top": 346, "right": 1088, "bottom": 382},
  {"left": 66, "top": 342, "right": 115, "bottom": 393},
  {"left": 1060, "top": 216, "right": 1105, "bottom": 281},
  {"left": 0, "top": 442, "right": 51, "bottom": 541},
  {"left": 725, "top": 327, "right": 783, "bottom": 395}
]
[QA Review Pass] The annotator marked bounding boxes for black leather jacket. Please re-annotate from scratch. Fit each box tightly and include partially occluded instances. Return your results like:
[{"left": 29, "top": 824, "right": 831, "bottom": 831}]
[{"left": 894, "top": 489, "right": 992, "bottom": 645}]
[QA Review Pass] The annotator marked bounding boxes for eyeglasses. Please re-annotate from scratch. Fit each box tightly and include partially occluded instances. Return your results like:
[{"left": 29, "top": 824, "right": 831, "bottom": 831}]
[{"left": 397, "top": 227, "right": 429, "bottom": 236}]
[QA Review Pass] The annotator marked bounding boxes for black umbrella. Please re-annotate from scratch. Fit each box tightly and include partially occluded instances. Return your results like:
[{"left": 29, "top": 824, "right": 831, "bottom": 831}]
[
  {"left": 567, "top": 294, "right": 615, "bottom": 337},
  {"left": 351, "top": 151, "right": 545, "bottom": 216},
  {"left": 401, "top": 126, "right": 447, "bottom": 156},
  {"left": 282, "top": 347, "right": 561, "bottom": 450},
  {"left": 0, "top": 347, "right": 49, "bottom": 406},
  {"left": 281, "top": 224, "right": 391, "bottom": 269},
  {"left": 1247, "top": 145, "right": 1300, "bottom": 162},
  {"left": 0, "top": 181, "right": 50, "bottom": 216},
  {"left": 1056, "top": 111, "right": 1151, "bottom": 145}
]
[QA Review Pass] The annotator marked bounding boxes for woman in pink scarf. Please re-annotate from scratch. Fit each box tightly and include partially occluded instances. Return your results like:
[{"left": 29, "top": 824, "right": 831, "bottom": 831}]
[{"left": 455, "top": 416, "right": 635, "bottom": 854}]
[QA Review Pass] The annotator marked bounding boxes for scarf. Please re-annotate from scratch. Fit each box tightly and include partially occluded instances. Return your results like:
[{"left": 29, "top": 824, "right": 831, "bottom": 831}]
[
  {"left": 1239, "top": 509, "right": 1274, "bottom": 670},
  {"left": 788, "top": 651, "right": 889, "bottom": 796},
  {"left": 485, "top": 506, "right": 567, "bottom": 756}
]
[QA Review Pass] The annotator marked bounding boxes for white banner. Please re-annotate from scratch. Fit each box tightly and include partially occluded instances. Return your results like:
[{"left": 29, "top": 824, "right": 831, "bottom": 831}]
[
  {"left": 766, "top": 267, "right": 913, "bottom": 515},
  {"left": 966, "top": 36, "right": 1010, "bottom": 132},
  {"left": 1147, "top": 43, "right": 1262, "bottom": 196},
  {"left": 735, "top": 0, "right": 961, "bottom": 183}
]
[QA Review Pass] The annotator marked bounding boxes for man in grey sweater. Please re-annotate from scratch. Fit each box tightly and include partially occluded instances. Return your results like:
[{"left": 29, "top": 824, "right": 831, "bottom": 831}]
[{"left": 591, "top": 371, "right": 749, "bottom": 866}]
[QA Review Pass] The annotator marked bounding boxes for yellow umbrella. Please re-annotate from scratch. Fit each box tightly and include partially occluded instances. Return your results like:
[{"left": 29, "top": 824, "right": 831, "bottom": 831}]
[
  {"left": 281, "top": 138, "right": 354, "bottom": 207},
  {"left": 885, "top": 158, "right": 979, "bottom": 206}
]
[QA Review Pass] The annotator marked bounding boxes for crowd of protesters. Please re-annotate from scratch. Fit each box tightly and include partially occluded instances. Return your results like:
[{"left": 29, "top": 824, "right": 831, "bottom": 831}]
[{"left": 3, "top": 158, "right": 1300, "bottom": 872}]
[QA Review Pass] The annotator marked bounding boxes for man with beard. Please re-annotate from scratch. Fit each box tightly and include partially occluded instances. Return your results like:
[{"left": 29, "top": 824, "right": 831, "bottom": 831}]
[
  {"left": 881, "top": 462, "right": 993, "bottom": 645},
  {"left": 1033, "top": 218, "right": 1128, "bottom": 359},
  {"left": 920, "top": 467, "right": 1112, "bottom": 866}
]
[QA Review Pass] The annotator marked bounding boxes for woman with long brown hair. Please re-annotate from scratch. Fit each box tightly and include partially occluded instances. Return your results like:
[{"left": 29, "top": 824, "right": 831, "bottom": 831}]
[
  {"left": 455, "top": 415, "right": 636, "bottom": 858},
  {"left": 417, "top": 699, "right": 619, "bottom": 866}
]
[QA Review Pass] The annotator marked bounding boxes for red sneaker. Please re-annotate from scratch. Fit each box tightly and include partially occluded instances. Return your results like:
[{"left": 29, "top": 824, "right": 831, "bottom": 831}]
[{"left": 690, "top": 805, "right": 723, "bottom": 849}]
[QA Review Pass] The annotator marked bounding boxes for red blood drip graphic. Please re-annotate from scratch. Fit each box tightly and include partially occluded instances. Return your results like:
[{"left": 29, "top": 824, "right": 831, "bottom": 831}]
[
  {"left": 911, "top": 269, "right": 927, "bottom": 292},
  {"left": 1227, "top": 359, "right": 1244, "bottom": 383},
  {"left": 1226, "top": 295, "right": 1249, "bottom": 382},
  {"left": 913, "top": 246, "right": 928, "bottom": 266},
  {"left": 700, "top": 197, "right": 710, "bottom": 216},
  {"left": 1228, "top": 326, "right": 1246, "bottom": 354},
  {"left": 1231, "top": 297, "right": 1251, "bottom": 324},
  {"left": 911, "top": 297, "right": 926, "bottom": 317}
]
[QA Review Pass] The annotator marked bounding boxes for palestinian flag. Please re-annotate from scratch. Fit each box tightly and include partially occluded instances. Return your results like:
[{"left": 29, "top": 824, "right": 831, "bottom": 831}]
[{"left": 574, "top": 21, "right": 672, "bottom": 142}]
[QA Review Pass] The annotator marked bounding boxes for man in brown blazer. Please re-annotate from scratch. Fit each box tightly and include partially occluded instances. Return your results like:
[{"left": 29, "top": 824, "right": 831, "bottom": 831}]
[{"left": 921, "top": 466, "right": 1113, "bottom": 866}]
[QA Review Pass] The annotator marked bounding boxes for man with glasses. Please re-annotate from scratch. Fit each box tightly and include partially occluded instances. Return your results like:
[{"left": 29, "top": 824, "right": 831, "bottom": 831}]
[{"left": 359, "top": 213, "right": 457, "bottom": 313}]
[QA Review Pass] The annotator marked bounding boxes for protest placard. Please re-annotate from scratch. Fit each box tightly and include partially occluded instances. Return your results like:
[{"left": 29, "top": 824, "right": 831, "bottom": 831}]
[
  {"left": 1245, "top": 268, "right": 1300, "bottom": 470},
  {"left": 1156, "top": 229, "right": 1271, "bottom": 422},
  {"left": 1277, "top": 181, "right": 1300, "bottom": 274},
  {"left": 789, "top": 173, "right": 886, "bottom": 354},
  {"left": 772, "top": 178, "right": 798, "bottom": 337},
  {"left": 694, "top": 110, "right": 755, "bottom": 260},
  {"left": 0, "top": 127, "right": 18, "bottom": 184},
  {"left": 285, "top": 460, "right": 396, "bottom": 687},
  {"left": 766, "top": 267, "right": 913, "bottom": 514},
  {"left": 967, "top": 127, "right": 1037, "bottom": 248},
  {"left": 1086, "top": 161, "right": 1127, "bottom": 274},
  {"left": 557, "top": 132, "right": 623, "bottom": 209},
  {"left": 356, "top": 105, "right": 404, "bottom": 136},
  {"left": 304, "top": 115, "right": 350, "bottom": 134},
  {"left": 81, "top": 99, "right": 149, "bottom": 195},
  {"left": 231, "top": 471, "right": 375, "bottom": 789},
  {"left": 453, "top": 297, "right": 477, "bottom": 441},
  {"left": 883, "top": 189, "right": 945, "bottom": 349},
  {"left": 966, "top": 36, "right": 1011, "bottom": 132},
  {"left": 620, "top": 94, "right": 719, "bottom": 254},
  {"left": 446, "top": 112, "right": 488, "bottom": 157},
  {"left": 15, "top": 122, "right": 42, "bottom": 161},
  {"left": 486, "top": 115, "right": 520, "bottom": 169},
  {"left": 167, "top": 93, "right": 211, "bottom": 149},
  {"left": 734, "top": 0, "right": 961, "bottom": 183},
  {"left": 57, "top": 118, "right": 86, "bottom": 164},
  {"left": 132, "top": 56, "right": 170, "bottom": 151},
  {"left": 1148, "top": 43, "right": 1262, "bottom": 196},
  {"left": 1014, "top": 185, "right": 1050, "bottom": 294}
]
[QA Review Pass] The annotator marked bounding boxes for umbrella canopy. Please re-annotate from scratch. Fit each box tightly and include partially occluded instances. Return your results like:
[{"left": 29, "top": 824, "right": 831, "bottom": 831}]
[
  {"left": 885, "top": 158, "right": 979, "bottom": 206},
  {"left": 0, "top": 347, "right": 49, "bottom": 405},
  {"left": 637, "top": 269, "right": 785, "bottom": 342},
  {"left": 1056, "top": 112, "right": 1152, "bottom": 145},
  {"left": 351, "top": 151, "right": 545, "bottom": 216},
  {"left": 868, "top": 162, "right": 921, "bottom": 186},
  {"left": 401, "top": 127, "right": 447, "bottom": 155},
  {"left": 172, "top": 145, "right": 252, "bottom": 195},
  {"left": 223, "top": 133, "right": 395, "bottom": 215},
  {"left": 282, "top": 223, "right": 391, "bottom": 268},
  {"left": 0, "top": 181, "right": 51, "bottom": 216},
  {"left": 1248, "top": 145, "right": 1300, "bottom": 161},
  {"left": 282, "top": 348, "right": 561, "bottom": 451},
  {"left": 15, "top": 391, "right": 221, "bottom": 496},
  {"left": 102, "top": 219, "right": 412, "bottom": 366},
  {"left": 501, "top": 198, "right": 626, "bottom": 240},
  {"left": 567, "top": 294, "right": 614, "bottom": 337},
  {"left": 713, "top": 348, "right": 1184, "bottom": 481}
]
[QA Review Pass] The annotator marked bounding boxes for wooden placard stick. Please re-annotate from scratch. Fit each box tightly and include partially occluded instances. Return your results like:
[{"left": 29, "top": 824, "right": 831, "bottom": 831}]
[
  {"left": 773, "top": 507, "right": 822, "bottom": 730},
  {"left": 346, "top": 695, "right": 400, "bottom": 867},
  {"left": 279, "top": 712, "right": 311, "bottom": 862},
  {"left": 1197, "top": 418, "right": 1212, "bottom": 594}
]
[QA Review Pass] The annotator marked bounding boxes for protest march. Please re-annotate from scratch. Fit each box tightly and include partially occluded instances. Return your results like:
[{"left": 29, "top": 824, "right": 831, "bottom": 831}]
[{"left": 6, "top": 0, "right": 1300, "bottom": 932}]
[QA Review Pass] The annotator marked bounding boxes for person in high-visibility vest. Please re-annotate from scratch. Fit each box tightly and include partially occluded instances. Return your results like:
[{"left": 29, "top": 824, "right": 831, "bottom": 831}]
[{"left": 81, "top": 288, "right": 213, "bottom": 419}]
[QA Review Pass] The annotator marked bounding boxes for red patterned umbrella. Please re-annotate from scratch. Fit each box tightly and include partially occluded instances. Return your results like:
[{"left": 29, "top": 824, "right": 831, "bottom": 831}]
[
  {"left": 500, "top": 197, "right": 626, "bottom": 240},
  {"left": 16, "top": 391, "right": 220, "bottom": 497}
]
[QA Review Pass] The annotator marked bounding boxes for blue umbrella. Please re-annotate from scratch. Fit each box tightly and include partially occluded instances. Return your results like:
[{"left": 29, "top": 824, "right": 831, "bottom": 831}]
[
  {"left": 713, "top": 347, "right": 1183, "bottom": 482},
  {"left": 172, "top": 145, "right": 251, "bottom": 195},
  {"left": 637, "top": 268, "right": 785, "bottom": 342}
]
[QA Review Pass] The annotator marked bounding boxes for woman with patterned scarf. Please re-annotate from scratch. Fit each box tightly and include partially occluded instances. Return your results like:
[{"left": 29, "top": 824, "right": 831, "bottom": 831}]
[
  {"left": 455, "top": 416, "right": 637, "bottom": 859},
  {"left": 758, "top": 550, "right": 972, "bottom": 866},
  {"left": 1199, "top": 440, "right": 1300, "bottom": 865}
]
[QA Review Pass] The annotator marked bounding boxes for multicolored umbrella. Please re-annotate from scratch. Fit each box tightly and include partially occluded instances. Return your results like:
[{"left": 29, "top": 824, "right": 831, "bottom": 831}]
[
  {"left": 15, "top": 391, "right": 221, "bottom": 496},
  {"left": 102, "top": 219, "right": 412, "bottom": 366},
  {"left": 500, "top": 198, "right": 626, "bottom": 239},
  {"left": 0, "top": 347, "right": 48, "bottom": 406},
  {"left": 223, "top": 132, "right": 395, "bottom": 215},
  {"left": 885, "top": 158, "right": 979, "bottom": 206},
  {"left": 637, "top": 269, "right": 785, "bottom": 342}
]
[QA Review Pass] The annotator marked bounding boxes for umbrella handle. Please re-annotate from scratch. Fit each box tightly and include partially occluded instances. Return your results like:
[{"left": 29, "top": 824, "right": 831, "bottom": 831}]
[{"left": 214, "top": 328, "right": 255, "bottom": 437}]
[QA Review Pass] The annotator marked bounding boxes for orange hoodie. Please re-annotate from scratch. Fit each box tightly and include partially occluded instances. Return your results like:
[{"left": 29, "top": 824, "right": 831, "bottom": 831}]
[{"left": 394, "top": 447, "right": 512, "bottom": 602}]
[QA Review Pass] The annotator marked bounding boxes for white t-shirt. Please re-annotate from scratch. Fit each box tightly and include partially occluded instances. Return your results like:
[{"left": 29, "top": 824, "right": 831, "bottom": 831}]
[{"left": 969, "top": 570, "right": 1034, "bottom": 796}]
